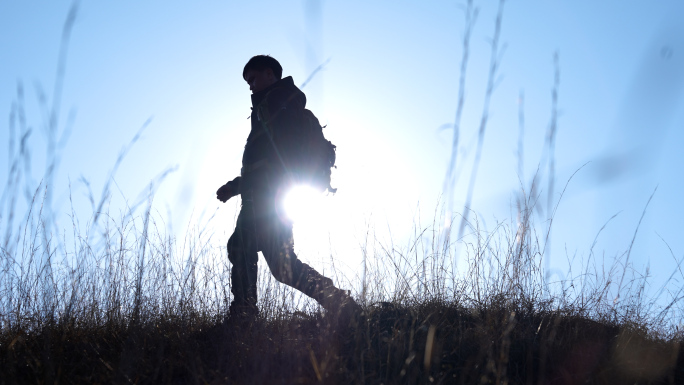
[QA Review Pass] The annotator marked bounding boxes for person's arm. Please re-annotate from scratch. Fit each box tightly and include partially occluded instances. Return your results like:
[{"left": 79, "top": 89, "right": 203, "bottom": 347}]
[{"left": 216, "top": 176, "right": 241, "bottom": 202}]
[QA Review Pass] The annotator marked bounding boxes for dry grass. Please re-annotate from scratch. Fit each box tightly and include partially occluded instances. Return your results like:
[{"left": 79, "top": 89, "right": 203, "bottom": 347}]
[{"left": 1, "top": 176, "right": 682, "bottom": 384}]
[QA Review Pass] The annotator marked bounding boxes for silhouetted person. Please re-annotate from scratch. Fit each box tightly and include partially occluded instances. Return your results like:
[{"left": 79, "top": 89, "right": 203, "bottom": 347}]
[{"left": 216, "top": 55, "right": 360, "bottom": 326}]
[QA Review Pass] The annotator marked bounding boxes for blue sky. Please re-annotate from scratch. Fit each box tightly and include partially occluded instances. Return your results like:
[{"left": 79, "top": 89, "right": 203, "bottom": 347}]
[{"left": 2, "top": 1, "right": 683, "bottom": 301}]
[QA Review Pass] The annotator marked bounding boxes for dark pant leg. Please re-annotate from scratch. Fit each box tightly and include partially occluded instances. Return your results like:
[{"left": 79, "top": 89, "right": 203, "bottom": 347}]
[
  {"left": 234, "top": 189, "right": 355, "bottom": 314},
  {"left": 257, "top": 216, "right": 336, "bottom": 306},
  {"left": 227, "top": 199, "right": 260, "bottom": 314}
]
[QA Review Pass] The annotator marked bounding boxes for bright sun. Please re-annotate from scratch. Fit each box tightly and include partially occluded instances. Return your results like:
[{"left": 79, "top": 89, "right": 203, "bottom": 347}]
[{"left": 282, "top": 184, "right": 325, "bottom": 223}]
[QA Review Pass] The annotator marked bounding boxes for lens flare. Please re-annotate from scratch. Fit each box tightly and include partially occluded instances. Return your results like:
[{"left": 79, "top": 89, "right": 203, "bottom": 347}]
[{"left": 282, "top": 185, "right": 323, "bottom": 222}]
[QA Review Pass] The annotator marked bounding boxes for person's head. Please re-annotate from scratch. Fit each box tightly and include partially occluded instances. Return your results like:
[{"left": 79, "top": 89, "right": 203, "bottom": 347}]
[{"left": 243, "top": 55, "right": 282, "bottom": 94}]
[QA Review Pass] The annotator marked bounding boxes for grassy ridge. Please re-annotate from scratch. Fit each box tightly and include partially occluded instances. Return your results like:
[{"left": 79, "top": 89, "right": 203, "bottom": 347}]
[
  {"left": 2, "top": 297, "right": 682, "bottom": 384},
  {"left": 1, "top": 176, "right": 682, "bottom": 384}
]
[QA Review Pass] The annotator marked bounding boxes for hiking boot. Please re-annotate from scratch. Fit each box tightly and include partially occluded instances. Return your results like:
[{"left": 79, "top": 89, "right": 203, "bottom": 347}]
[
  {"left": 223, "top": 302, "right": 259, "bottom": 329},
  {"left": 339, "top": 297, "right": 364, "bottom": 330},
  {"left": 320, "top": 288, "right": 364, "bottom": 329}
]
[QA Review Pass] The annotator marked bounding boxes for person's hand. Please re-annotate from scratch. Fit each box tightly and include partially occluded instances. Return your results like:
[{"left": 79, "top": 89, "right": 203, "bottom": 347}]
[{"left": 216, "top": 182, "right": 238, "bottom": 202}]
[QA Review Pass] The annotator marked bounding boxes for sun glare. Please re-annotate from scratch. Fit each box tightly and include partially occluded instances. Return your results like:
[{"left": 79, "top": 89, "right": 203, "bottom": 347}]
[{"left": 282, "top": 184, "right": 325, "bottom": 223}]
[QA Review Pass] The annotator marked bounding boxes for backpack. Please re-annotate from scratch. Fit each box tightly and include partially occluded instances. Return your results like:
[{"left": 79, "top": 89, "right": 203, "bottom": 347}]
[{"left": 292, "top": 109, "right": 337, "bottom": 193}]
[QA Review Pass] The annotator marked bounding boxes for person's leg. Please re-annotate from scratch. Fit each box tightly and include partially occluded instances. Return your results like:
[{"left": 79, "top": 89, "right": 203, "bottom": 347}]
[
  {"left": 227, "top": 199, "right": 260, "bottom": 318},
  {"left": 259, "top": 219, "right": 359, "bottom": 315}
]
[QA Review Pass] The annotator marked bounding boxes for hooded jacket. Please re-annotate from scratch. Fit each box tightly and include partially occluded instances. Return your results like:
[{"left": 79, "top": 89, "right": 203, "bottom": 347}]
[{"left": 237, "top": 76, "right": 307, "bottom": 193}]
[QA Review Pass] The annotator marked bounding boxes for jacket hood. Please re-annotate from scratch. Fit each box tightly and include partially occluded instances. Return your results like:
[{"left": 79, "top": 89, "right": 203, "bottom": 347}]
[{"left": 250, "top": 76, "right": 306, "bottom": 108}]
